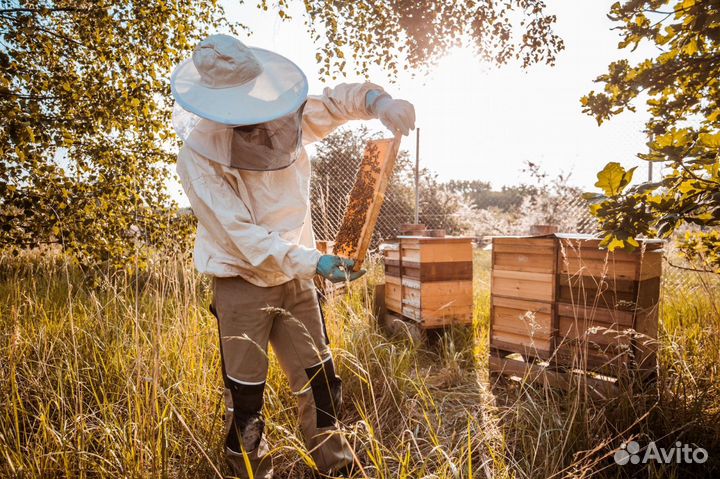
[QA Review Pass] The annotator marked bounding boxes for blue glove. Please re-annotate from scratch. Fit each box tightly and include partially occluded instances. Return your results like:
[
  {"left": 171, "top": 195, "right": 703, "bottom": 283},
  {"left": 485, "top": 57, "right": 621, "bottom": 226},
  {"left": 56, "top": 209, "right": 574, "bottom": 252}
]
[{"left": 316, "top": 255, "right": 366, "bottom": 283}]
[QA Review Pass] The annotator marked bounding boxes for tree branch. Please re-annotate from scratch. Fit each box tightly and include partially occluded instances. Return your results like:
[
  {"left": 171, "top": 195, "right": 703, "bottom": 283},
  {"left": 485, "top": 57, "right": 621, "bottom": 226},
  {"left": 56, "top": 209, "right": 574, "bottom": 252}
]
[
  {"left": 0, "top": 90, "right": 56, "bottom": 101},
  {"left": 0, "top": 7, "right": 90, "bottom": 14},
  {"left": 667, "top": 259, "right": 716, "bottom": 274}
]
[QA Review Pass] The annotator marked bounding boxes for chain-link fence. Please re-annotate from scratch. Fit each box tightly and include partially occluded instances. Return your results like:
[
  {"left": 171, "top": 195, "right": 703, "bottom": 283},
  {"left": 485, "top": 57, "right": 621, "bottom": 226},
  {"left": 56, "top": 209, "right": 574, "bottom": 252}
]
[
  {"left": 309, "top": 129, "right": 597, "bottom": 245},
  {"left": 310, "top": 128, "right": 465, "bottom": 248}
]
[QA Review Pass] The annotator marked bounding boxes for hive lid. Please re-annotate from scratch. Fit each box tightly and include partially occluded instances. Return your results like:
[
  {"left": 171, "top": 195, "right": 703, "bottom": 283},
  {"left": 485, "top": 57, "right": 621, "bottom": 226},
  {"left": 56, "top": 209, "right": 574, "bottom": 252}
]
[
  {"left": 489, "top": 233, "right": 665, "bottom": 250},
  {"left": 397, "top": 235, "right": 475, "bottom": 243}
]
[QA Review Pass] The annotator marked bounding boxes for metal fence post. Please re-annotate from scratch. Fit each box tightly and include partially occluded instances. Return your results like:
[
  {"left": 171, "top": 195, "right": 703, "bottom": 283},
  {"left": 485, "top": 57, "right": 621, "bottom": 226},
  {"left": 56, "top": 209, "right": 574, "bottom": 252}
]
[{"left": 415, "top": 127, "right": 420, "bottom": 224}]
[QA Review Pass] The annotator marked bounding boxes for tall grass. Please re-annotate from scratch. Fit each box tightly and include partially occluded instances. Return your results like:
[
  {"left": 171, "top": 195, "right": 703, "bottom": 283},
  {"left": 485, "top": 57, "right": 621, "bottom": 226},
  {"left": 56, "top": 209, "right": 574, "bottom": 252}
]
[{"left": 1, "top": 250, "right": 718, "bottom": 478}]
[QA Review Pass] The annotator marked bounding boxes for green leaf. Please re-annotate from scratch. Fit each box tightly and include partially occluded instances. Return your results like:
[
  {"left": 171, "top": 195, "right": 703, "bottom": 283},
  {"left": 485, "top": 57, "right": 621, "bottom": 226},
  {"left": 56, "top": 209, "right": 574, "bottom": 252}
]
[
  {"left": 678, "top": 181, "right": 698, "bottom": 195},
  {"left": 630, "top": 181, "right": 662, "bottom": 194},
  {"left": 594, "top": 162, "right": 634, "bottom": 196},
  {"left": 683, "top": 38, "right": 698, "bottom": 55},
  {"left": 582, "top": 192, "right": 605, "bottom": 203},
  {"left": 699, "top": 132, "right": 720, "bottom": 148},
  {"left": 607, "top": 237, "right": 625, "bottom": 251},
  {"left": 654, "top": 129, "right": 691, "bottom": 149}
]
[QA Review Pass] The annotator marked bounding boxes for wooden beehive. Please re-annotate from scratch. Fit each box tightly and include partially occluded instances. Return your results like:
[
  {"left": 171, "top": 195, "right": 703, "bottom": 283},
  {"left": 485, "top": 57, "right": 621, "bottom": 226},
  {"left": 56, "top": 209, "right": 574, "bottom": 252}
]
[
  {"left": 383, "top": 234, "right": 474, "bottom": 329},
  {"left": 490, "top": 237, "right": 557, "bottom": 358},
  {"left": 382, "top": 242, "right": 403, "bottom": 313},
  {"left": 554, "top": 236, "right": 662, "bottom": 374},
  {"left": 490, "top": 234, "right": 663, "bottom": 389}
]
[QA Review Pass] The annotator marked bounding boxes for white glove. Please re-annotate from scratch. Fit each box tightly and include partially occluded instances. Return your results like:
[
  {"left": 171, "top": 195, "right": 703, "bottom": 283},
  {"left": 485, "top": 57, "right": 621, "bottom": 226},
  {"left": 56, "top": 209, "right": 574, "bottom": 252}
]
[{"left": 369, "top": 93, "right": 416, "bottom": 136}]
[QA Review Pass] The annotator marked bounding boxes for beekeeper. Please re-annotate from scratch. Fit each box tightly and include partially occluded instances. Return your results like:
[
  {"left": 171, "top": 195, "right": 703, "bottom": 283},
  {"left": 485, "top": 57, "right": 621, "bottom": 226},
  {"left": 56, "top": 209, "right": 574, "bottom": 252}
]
[{"left": 171, "top": 34, "right": 415, "bottom": 478}]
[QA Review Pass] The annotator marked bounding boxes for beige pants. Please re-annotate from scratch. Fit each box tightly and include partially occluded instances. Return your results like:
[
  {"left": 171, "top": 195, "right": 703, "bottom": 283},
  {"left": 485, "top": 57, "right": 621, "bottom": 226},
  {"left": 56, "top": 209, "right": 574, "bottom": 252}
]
[{"left": 211, "top": 276, "right": 354, "bottom": 478}]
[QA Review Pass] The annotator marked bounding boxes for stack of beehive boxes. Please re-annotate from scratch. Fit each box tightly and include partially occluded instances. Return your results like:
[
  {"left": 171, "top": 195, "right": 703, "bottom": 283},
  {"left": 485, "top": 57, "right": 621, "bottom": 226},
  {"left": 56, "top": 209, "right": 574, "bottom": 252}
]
[
  {"left": 555, "top": 236, "right": 662, "bottom": 374},
  {"left": 383, "top": 231, "right": 474, "bottom": 329},
  {"left": 490, "top": 234, "right": 662, "bottom": 384},
  {"left": 490, "top": 236, "right": 557, "bottom": 358}
]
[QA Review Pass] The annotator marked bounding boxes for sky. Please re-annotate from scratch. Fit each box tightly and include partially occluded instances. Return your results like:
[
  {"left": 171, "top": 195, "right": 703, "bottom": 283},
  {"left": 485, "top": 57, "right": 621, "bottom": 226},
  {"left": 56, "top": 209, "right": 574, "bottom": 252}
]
[{"left": 171, "top": 0, "right": 658, "bottom": 204}]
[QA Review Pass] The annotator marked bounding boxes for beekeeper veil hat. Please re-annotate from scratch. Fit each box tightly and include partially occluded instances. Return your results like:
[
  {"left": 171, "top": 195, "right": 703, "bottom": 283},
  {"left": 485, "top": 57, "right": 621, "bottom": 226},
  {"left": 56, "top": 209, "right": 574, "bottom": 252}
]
[{"left": 171, "top": 34, "right": 309, "bottom": 170}]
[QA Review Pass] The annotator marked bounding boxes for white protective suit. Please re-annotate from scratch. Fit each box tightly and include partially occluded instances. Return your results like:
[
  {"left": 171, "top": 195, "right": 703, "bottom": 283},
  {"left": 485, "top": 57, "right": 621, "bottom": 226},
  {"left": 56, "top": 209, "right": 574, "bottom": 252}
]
[{"left": 175, "top": 82, "right": 384, "bottom": 287}]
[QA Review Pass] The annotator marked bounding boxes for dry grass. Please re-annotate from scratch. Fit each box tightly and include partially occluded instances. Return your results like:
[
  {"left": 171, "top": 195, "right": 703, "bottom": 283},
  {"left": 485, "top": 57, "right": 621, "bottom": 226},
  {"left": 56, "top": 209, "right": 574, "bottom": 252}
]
[{"left": 1, "top": 250, "right": 718, "bottom": 478}]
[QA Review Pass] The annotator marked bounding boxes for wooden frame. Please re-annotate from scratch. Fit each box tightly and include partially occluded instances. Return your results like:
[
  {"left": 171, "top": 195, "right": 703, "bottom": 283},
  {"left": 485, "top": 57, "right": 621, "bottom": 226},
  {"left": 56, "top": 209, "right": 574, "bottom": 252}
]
[{"left": 334, "top": 135, "right": 402, "bottom": 271}]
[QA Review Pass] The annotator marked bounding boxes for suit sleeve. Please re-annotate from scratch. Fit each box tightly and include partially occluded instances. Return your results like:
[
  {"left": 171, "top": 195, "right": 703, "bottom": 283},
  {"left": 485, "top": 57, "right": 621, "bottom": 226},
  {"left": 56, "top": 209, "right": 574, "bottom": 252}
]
[
  {"left": 301, "top": 82, "right": 384, "bottom": 145},
  {"left": 177, "top": 151, "right": 321, "bottom": 280}
]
